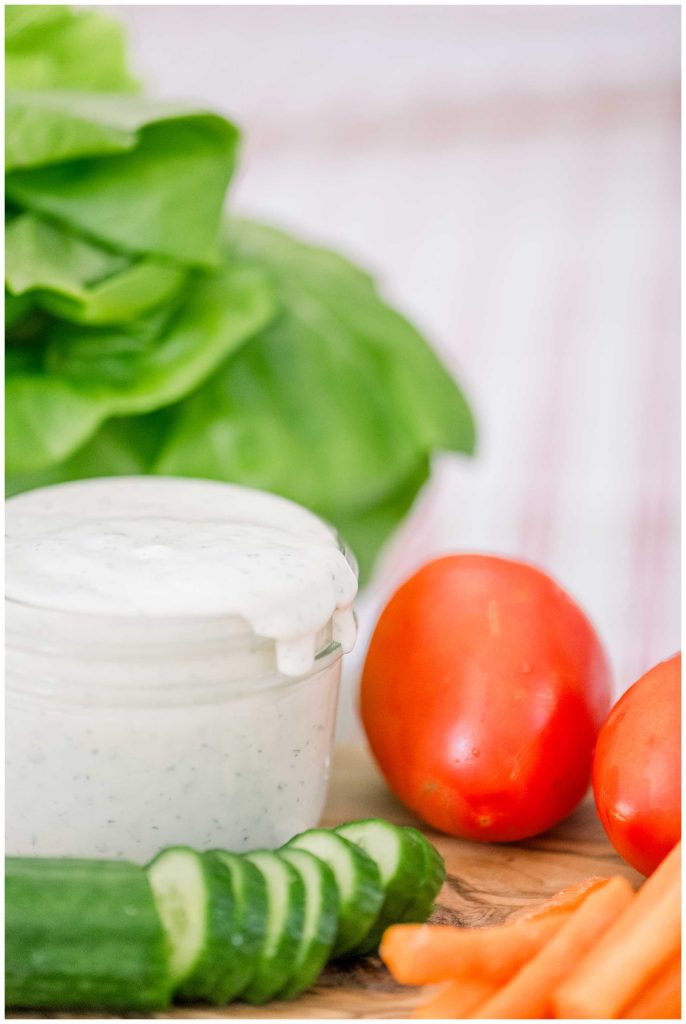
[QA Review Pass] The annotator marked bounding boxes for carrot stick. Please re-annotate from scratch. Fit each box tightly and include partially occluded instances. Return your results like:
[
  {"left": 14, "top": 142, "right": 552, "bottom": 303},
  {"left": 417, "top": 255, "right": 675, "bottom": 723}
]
[
  {"left": 413, "top": 979, "right": 497, "bottom": 1019},
  {"left": 381, "top": 913, "right": 571, "bottom": 986},
  {"left": 515, "top": 875, "right": 610, "bottom": 921},
  {"left": 469, "top": 876, "right": 635, "bottom": 1019},
  {"left": 382, "top": 877, "right": 610, "bottom": 986},
  {"left": 623, "top": 953, "right": 681, "bottom": 1019},
  {"left": 552, "top": 851, "right": 681, "bottom": 1020}
]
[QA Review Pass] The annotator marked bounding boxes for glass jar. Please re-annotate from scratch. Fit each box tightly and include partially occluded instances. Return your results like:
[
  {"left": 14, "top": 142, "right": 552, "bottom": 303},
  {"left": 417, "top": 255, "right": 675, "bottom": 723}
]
[{"left": 5, "top": 478, "right": 358, "bottom": 860}]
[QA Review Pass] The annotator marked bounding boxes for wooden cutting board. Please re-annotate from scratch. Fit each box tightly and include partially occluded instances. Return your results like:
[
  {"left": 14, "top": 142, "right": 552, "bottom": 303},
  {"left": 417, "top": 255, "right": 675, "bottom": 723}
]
[{"left": 14, "top": 746, "right": 642, "bottom": 1020}]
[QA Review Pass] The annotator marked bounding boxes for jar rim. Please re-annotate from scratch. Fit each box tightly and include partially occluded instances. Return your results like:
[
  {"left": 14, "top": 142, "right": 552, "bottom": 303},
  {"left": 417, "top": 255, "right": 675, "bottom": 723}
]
[{"left": 5, "top": 478, "right": 359, "bottom": 680}]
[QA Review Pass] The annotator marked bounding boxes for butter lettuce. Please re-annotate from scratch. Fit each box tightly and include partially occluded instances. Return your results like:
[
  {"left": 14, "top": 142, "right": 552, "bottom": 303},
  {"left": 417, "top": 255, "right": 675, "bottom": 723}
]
[
  {"left": 154, "top": 222, "right": 474, "bottom": 520},
  {"left": 6, "top": 5, "right": 138, "bottom": 93},
  {"left": 5, "top": 5, "right": 476, "bottom": 581},
  {"left": 6, "top": 214, "right": 187, "bottom": 325},
  {"left": 6, "top": 99, "right": 240, "bottom": 264},
  {"left": 7, "top": 262, "right": 275, "bottom": 473}
]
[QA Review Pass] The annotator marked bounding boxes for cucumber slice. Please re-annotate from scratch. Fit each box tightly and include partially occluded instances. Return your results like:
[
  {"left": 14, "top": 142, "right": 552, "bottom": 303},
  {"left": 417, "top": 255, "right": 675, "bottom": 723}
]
[
  {"left": 399, "top": 827, "right": 446, "bottom": 923},
  {"left": 277, "top": 848, "right": 339, "bottom": 999},
  {"left": 240, "top": 850, "right": 306, "bottom": 1004},
  {"left": 6, "top": 857, "right": 172, "bottom": 1012},
  {"left": 285, "top": 829, "right": 384, "bottom": 958},
  {"left": 146, "top": 846, "right": 238, "bottom": 1004},
  {"left": 335, "top": 818, "right": 424, "bottom": 954},
  {"left": 205, "top": 851, "right": 268, "bottom": 1002}
]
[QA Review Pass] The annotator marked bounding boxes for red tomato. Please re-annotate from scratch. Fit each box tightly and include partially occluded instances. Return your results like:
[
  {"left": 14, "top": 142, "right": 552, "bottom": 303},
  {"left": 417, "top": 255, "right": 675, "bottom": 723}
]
[
  {"left": 592, "top": 654, "right": 681, "bottom": 876},
  {"left": 360, "top": 555, "right": 612, "bottom": 842}
]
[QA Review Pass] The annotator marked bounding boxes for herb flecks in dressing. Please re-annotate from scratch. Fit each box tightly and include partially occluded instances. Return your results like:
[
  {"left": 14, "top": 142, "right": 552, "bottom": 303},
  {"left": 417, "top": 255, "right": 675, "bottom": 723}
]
[{"left": 6, "top": 477, "right": 358, "bottom": 676}]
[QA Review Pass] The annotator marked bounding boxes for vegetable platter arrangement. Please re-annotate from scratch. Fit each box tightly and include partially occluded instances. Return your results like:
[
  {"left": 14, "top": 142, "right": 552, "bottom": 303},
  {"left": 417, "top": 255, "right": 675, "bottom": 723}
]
[
  {"left": 4, "top": 4, "right": 475, "bottom": 583},
  {"left": 5, "top": 8, "right": 681, "bottom": 1023}
]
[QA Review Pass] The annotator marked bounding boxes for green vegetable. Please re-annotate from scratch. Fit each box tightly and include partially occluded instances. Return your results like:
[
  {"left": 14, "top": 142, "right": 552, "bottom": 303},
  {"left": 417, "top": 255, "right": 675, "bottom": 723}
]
[
  {"left": 146, "top": 846, "right": 240, "bottom": 1004},
  {"left": 7, "top": 261, "right": 274, "bottom": 473},
  {"left": 6, "top": 856, "right": 172, "bottom": 1012},
  {"left": 284, "top": 828, "right": 384, "bottom": 958},
  {"left": 240, "top": 850, "right": 307, "bottom": 1004},
  {"left": 6, "top": 819, "right": 443, "bottom": 1011},
  {"left": 5, "top": 5, "right": 476, "bottom": 582},
  {"left": 6, "top": 213, "right": 187, "bottom": 325},
  {"left": 6, "top": 5, "right": 138, "bottom": 93},
  {"left": 155, "top": 222, "right": 474, "bottom": 524},
  {"left": 399, "top": 827, "right": 447, "bottom": 923},
  {"left": 206, "top": 851, "right": 269, "bottom": 1001},
  {"left": 334, "top": 818, "right": 425, "bottom": 954},
  {"left": 277, "top": 847, "right": 339, "bottom": 999},
  {"left": 6, "top": 94, "right": 240, "bottom": 264}
]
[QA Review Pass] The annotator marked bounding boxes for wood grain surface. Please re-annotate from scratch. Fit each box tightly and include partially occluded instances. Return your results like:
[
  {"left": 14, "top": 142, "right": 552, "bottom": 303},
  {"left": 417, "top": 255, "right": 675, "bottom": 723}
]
[{"left": 11, "top": 746, "right": 643, "bottom": 1020}]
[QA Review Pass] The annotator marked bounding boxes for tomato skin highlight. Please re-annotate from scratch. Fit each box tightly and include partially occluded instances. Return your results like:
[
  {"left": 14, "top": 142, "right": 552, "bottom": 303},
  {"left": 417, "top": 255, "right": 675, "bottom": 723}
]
[
  {"left": 360, "top": 555, "right": 613, "bottom": 842},
  {"left": 592, "top": 654, "right": 681, "bottom": 876}
]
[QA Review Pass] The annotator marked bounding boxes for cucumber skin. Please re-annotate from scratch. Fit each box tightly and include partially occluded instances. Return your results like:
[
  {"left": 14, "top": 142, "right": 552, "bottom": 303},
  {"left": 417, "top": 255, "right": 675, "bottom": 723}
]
[
  {"left": 285, "top": 829, "right": 384, "bottom": 959},
  {"left": 6, "top": 858, "right": 172, "bottom": 1012},
  {"left": 206, "top": 851, "right": 268, "bottom": 1002},
  {"left": 277, "top": 848, "right": 339, "bottom": 1000},
  {"left": 335, "top": 819, "right": 425, "bottom": 956},
  {"left": 175, "top": 852, "right": 243, "bottom": 1005},
  {"left": 399, "top": 828, "right": 446, "bottom": 923},
  {"left": 240, "top": 851, "right": 307, "bottom": 1005}
]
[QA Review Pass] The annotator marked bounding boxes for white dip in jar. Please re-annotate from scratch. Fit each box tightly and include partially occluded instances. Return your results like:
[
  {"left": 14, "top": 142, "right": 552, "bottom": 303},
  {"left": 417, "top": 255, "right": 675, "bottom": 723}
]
[{"left": 6, "top": 477, "right": 358, "bottom": 860}]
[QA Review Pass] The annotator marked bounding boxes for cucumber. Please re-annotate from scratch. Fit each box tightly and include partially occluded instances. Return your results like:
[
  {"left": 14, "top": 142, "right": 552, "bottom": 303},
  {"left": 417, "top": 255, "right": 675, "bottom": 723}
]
[
  {"left": 146, "top": 846, "right": 238, "bottom": 1004},
  {"left": 277, "top": 847, "right": 339, "bottom": 999},
  {"left": 335, "top": 818, "right": 425, "bottom": 954},
  {"left": 6, "top": 857, "right": 172, "bottom": 1012},
  {"left": 399, "top": 827, "right": 446, "bottom": 923},
  {"left": 240, "top": 850, "right": 306, "bottom": 1004},
  {"left": 204, "top": 851, "right": 268, "bottom": 1003},
  {"left": 285, "top": 828, "right": 384, "bottom": 958}
]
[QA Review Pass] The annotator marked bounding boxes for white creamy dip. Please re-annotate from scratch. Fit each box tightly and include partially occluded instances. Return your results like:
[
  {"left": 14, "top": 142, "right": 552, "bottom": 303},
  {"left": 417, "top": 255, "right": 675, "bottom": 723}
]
[
  {"left": 5, "top": 477, "right": 358, "bottom": 859},
  {"left": 6, "top": 476, "right": 358, "bottom": 676}
]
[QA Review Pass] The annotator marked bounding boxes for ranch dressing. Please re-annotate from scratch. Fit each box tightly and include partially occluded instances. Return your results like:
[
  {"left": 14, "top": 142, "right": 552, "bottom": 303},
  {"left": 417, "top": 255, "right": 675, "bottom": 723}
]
[
  {"left": 6, "top": 476, "right": 358, "bottom": 676},
  {"left": 5, "top": 477, "right": 358, "bottom": 859}
]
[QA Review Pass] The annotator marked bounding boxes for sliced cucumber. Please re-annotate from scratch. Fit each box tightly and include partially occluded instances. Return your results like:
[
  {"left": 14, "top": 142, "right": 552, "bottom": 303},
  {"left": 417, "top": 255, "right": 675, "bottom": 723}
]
[
  {"left": 240, "top": 850, "right": 306, "bottom": 1004},
  {"left": 335, "top": 818, "right": 424, "bottom": 954},
  {"left": 6, "top": 857, "right": 172, "bottom": 1012},
  {"left": 146, "top": 846, "right": 238, "bottom": 1004},
  {"left": 399, "top": 827, "right": 446, "bottom": 923},
  {"left": 205, "top": 851, "right": 268, "bottom": 1002},
  {"left": 285, "top": 828, "right": 384, "bottom": 958},
  {"left": 277, "top": 848, "right": 339, "bottom": 999}
]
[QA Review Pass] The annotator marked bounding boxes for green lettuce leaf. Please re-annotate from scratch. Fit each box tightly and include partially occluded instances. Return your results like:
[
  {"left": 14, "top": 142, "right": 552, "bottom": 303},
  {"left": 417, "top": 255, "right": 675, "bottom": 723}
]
[
  {"left": 6, "top": 95, "right": 240, "bottom": 264},
  {"left": 6, "top": 261, "right": 276, "bottom": 473},
  {"left": 154, "top": 220, "right": 475, "bottom": 517},
  {"left": 332, "top": 459, "right": 432, "bottom": 581},
  {"left": 6, "top": 213, "right": 187, "bottom": 325},
  {"left": 6, "top": 5, "right": 138, "bottom": 93},
  {"left": 5, "top": 290, "right": 35, "bottom": 329},
  {"left": 4, "top": 8, "right": 477, "bottom": 585},
  {"left": 5, "top": 412, "right": 172, "bottom": 498}
]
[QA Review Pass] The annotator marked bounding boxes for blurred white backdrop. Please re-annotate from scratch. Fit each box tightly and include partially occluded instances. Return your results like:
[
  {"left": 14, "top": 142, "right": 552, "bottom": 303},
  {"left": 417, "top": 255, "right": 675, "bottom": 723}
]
[{"left": 114, "top": 5, "right": 680, "bottom": 741}]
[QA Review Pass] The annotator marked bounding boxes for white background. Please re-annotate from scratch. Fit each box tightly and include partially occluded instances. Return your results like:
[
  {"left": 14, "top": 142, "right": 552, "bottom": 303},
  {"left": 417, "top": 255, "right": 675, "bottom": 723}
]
[{"left": 114, "top": 5, "right": 681, "bottom": 740}]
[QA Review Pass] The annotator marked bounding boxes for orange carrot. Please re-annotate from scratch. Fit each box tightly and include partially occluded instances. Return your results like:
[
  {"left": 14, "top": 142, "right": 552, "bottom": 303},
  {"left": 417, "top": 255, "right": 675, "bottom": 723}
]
[
  {"left": 553, "top": 847, "right": 681, "bottom": 1019},
  {"left": 381, "top": 877, "right": 610, "bottom": 986},
  {"left": 469, "top": 876, "right": 635, "bottom": 1019},
  {"left": 623, "top": 953, "right": 682, "bottom": 1019},
  {"left": 413, "top": 979, "right": 497, "bottom": 1019},
  {"left": 515, "top": 875, "right": 610, "bottom": 921},
  {"left": 381, "top": 913, "right": 571, "bottom": 986}
]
